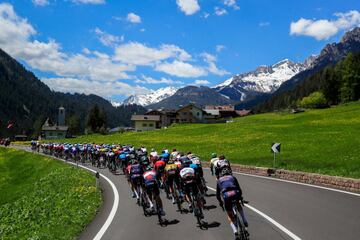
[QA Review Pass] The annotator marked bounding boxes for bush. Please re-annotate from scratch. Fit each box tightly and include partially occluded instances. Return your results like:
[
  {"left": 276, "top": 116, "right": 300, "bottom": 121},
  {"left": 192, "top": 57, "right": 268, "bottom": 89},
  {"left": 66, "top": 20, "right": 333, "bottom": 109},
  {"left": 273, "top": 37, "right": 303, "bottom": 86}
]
[{"left": 300, "top": 92, "right": 328, "bottom": 109}]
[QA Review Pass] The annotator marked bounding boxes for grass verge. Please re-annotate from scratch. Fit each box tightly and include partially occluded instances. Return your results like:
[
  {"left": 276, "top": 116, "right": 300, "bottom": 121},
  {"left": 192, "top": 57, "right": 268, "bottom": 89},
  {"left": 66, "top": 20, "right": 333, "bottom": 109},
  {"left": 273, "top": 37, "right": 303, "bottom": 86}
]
[{"left": 0, "top": 147, "right": 102, "bottom": 239}]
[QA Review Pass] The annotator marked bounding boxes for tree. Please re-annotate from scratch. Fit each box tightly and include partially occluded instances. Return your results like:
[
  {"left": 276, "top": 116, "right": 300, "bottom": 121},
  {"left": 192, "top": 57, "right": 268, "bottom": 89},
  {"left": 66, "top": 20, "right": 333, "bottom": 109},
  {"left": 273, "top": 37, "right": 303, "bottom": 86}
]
[
  {"left": 67, "top": 115, "right": 81, "bottom": 136},
  {"left": 320, "top": 67, "right": 341, "bottom": 105},
  {"left": 86, "top": 105, "right": 107, "bottom": 133},
  {"left": 300, "top": 92, "right": 328, "bottom": 109},
  {"left": 340, "top": 53, "right": 360, "bottom": 102}
]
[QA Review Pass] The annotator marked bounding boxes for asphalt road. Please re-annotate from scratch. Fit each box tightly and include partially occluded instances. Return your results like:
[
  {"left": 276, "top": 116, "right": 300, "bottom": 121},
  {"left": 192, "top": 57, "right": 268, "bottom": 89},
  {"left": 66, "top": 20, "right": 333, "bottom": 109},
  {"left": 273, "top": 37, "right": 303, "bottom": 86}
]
[
  {"left": 79, "top": 164, "right": 360, "bottom": 240},
  {"left": 11, "top": 146, "right": 360, "bottom": 240}
]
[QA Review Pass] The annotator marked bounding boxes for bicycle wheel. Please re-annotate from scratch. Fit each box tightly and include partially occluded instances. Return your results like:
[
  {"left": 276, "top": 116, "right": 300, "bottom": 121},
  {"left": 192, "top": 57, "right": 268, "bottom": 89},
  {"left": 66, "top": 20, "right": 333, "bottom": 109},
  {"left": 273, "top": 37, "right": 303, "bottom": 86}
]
[
  {"left": 155, "top": 201, "right": 163, "bottom": 225},
  {"left": 141, "top": 192, "right": 148, "bottom": 216}
]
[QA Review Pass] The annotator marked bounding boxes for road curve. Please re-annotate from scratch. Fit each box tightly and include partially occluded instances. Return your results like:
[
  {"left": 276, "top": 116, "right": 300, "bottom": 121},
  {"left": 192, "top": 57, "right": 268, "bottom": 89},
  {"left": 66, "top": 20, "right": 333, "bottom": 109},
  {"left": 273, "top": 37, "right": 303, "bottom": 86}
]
[
  {"left": 79, "top": 165, "right": 360, "bottom": 240},
  {"left": 11, "top": 146, "right": 360, "bottom": 240}
]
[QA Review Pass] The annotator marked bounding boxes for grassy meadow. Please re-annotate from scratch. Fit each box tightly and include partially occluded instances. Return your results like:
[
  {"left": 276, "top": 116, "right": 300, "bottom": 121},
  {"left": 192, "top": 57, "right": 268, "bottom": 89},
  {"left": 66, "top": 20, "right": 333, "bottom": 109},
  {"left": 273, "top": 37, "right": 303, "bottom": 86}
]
[
  {"left": 64, "top": 102, "right": 360, "bottom": 178},
  {"left": 0, "top": 147, "right": 102, "bottom": 239}
]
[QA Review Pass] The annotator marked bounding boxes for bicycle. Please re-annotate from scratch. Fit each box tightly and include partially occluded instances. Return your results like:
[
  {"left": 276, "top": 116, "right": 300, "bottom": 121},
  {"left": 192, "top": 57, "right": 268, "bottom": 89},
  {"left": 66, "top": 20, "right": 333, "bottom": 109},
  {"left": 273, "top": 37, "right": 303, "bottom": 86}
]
[
  {"left": 172, "top": 180, "right": 183, "bottom": 213},
  {"left": 224, "top": 199, "right": 250, "bottom": 240},
  {"left": 189, "top": 189, "right": 204, "bottom": 228}
]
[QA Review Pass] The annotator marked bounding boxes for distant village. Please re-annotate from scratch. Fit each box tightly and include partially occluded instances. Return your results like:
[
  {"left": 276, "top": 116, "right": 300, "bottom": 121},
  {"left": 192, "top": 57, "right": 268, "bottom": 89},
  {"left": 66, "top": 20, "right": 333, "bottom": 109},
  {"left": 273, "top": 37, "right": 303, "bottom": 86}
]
[
  {"left": 131, "top": 103, "right": 252, "bottom": 132},
  {"left": 11, "top": 104, "right": 252, "bottom": 140}
]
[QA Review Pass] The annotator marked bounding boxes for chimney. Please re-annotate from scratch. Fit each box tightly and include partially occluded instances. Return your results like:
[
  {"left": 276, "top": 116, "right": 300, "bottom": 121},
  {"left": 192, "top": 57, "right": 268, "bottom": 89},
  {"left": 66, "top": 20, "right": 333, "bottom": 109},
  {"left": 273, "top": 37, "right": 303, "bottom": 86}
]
[{"left": 58, "top": 107, "right": 65, "bottom": 126}]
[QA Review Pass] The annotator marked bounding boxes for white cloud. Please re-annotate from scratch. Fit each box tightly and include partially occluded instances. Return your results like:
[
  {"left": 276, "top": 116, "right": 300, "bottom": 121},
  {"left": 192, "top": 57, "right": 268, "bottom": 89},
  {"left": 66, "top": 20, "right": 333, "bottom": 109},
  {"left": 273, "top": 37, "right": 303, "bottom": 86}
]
[
  {"left": 214, "top": 7, "right": 227, "bottom": 16},
  {"left": 94, "top": 27, "right": 123, "bottom": 47},
  {"left": 216, "top": 44, "right": 226, "bottom": 53},
  {"left": 32, "top": 0, "right": 49, "bottom": 6},
  {"left": 155, "top": 60, "right": 207, "bottom": 78},
  {"left": 135, "top": 75, "right": 183, "bottom": 85},
  {"left": 201, "top": 53, "right": 229, "bottom": 76},
  {"left": 259, "top": 22, "right": 270, "bottom": 27},
  {"left": 126, "top": 12, "right": 141, "bottom": 24},
  {"left": 113, "top": 42, "right": 192, "bottom": 66},
  {"left": 0, "top": 3, "right": 133, "bottom": 83},
  {"left": 223, "top": 0, "right": 240, "bottom": 10},
  {"left": 140, "top": 28, "right": 146, "bottom": 32},
  {"left": 70, "top": 0, "right": 105, "bottom": 4},
  {"left": 176, "top": 0, "right": 200, "bottom": 16},
  {"left": 42, "top": 77, "right": 149, "bottom": 97},
  {"left": 290, "top": 10, "right": 360, "bottom": 40},
  {"left": 193, "top": 79, "right": 210, "bottom": 85}
]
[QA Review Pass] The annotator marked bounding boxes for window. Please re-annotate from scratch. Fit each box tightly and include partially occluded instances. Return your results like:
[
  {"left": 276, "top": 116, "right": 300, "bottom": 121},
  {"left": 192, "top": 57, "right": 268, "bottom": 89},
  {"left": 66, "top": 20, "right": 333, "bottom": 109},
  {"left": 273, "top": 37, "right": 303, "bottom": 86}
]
[
  {"left": 197, "top": 112, "right": 200, "bottom": 116},
  {"left": 143, "top": 123, "right": 147, "bottom": 127},
  {"left": 149, "top": 123, "right": 154, "bottom": 127}
]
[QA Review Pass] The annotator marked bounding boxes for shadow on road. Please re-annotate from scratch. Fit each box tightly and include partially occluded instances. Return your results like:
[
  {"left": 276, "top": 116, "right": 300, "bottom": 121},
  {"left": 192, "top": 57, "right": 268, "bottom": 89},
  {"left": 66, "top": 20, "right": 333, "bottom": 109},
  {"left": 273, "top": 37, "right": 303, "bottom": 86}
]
[
  {"left": 161, "top": 219, "right": 180, "bottom": 226},
  {"left": 203, "top": 204, "right": 217, "bottom": 211},
  {"left": 201, "top": 221, "right": 221, "bottom": 229},
  {"left": 205, "top": 193, "right": 216, "bottom": 197}
]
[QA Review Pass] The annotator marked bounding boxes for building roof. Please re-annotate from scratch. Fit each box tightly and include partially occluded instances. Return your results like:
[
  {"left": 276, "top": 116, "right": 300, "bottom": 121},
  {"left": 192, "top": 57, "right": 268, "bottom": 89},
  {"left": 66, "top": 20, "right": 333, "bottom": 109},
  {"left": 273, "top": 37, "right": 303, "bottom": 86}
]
[
  {"left": 203, "top": 109, "right": 220, "bottom": 116},
  {"left": 176, "top": 103, "right": 203, "bottom": 112},
  {"left": 42, "top": 125, "right": 69, "bottom": 131},
  {"left": 131, "top": 115, "right": 160, "bottom": 121},
  {"left": 236, "top": 110, "right": 253, "bottom": 117}
]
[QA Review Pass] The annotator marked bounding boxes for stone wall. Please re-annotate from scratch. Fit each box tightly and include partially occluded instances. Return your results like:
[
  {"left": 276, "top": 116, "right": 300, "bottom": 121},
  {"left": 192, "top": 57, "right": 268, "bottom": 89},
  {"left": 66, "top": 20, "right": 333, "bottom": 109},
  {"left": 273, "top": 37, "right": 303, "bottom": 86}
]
[{"left": 203, "top": 162, "right": 360, "bottom": 193}]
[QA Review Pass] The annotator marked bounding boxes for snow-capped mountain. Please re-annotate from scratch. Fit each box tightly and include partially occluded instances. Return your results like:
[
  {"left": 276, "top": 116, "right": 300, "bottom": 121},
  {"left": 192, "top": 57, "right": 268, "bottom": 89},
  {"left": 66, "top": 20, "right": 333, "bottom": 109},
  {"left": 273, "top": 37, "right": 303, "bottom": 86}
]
[
  {"left": 111, "top": 101, "right": 122, "bottom": 107},
  {"left": 214, "top": 58, "right": 314, "bottom": 101},
  {"left": 122, "top": 86, "right": 178, "bottom": 106}
]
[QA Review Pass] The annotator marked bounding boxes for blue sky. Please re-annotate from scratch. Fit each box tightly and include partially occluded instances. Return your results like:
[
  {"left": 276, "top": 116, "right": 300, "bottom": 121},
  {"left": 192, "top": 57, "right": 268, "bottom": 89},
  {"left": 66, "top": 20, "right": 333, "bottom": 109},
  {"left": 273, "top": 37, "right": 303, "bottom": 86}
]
[{"left": 0, "top": 0, "right": 359, "bottom": 102}]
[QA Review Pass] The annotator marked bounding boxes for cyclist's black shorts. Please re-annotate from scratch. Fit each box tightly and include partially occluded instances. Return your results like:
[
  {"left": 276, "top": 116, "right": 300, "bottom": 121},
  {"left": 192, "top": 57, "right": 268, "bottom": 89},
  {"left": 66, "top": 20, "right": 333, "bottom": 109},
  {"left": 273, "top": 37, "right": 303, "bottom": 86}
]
[
  {"left": 145, "top": 181, "right": 160, "bottom": 196},
  {"left": 183, "top": 180, "right": 199, "bottom": 196},
  {"left": 166, "top": 174, "right": 179, "bottom": 187}
]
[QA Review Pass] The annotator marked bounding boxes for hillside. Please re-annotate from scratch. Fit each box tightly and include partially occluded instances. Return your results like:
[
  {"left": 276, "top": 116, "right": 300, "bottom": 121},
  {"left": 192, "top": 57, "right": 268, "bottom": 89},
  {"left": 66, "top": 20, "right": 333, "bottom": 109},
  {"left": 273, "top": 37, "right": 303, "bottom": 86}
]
[
  {"left": 237, "top": 27, "right": 360, "bottom": 110},
  {"left": 64, "top": 102, "right": 360, "bottom": 178},
  {"left": 256, "top": 52, "right": 360, "bottom": 112},
  {"left": 0, "top": 48, "right": 147, "bottom": 137}
]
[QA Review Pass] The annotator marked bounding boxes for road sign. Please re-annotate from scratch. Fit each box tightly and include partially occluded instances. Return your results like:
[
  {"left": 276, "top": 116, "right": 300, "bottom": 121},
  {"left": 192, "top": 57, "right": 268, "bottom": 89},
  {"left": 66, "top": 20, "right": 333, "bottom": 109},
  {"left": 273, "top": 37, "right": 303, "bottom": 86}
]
[{"left": 271, "top": 143, "right": 281, "bottom": 153}]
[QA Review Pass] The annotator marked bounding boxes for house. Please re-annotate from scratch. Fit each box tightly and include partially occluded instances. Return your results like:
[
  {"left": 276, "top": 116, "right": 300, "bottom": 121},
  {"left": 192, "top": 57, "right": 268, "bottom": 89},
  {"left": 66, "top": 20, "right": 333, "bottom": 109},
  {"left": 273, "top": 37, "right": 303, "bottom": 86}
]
[
  {"left": 236, "top": 109, "right": 253, "bottom": 117},
  {"left": 41, "top": 107, "right": 69, "bottom": 139},
  {"left": 131, "top": 115, "right": 160, "bottom": 132},
  {"left": 176, "top": 103, "right": 204, "bottom": 123},
  {"left": 204, "top": 105, "right": 239, "bottom": 119},
  {"left": 145, "top": 109, "right": 177, "bottom": 128}
]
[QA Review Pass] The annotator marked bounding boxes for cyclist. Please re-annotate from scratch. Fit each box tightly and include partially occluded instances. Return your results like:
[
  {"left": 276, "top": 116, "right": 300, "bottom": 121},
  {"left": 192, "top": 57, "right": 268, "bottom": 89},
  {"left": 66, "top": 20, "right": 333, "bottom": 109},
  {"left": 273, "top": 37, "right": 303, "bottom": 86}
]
[
  {"left": 210, "top": 153, "right": 219, "bottom": 176},
  {"left": 149, "top": 148, "right": 158, "bottom": 163},
  {"left": 129, "top": 159, "right": 143, "bottom": 201},
  {"left": 217, "top": 168, "right": 248, "bottom": 238},
  {"left": 179, "top": 164, "right": 204, "bottom": 218},
  {"left": 164, "top": 158, "right": 181, "bottom": 204},
  {"left": 215, "top": 155, "right": 232, "bottom": 179},
  {"left": 143, "top": 166, "right": 165, "bottom": 216}
]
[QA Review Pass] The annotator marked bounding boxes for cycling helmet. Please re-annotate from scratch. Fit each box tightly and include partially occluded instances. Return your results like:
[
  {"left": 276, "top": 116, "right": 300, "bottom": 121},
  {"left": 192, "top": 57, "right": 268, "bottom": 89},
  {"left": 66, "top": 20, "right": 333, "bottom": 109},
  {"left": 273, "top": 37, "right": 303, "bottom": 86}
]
[
  {"left": 211, "top": 153, "right": 217, "bottom": 158},
  {"left": 220, "top": 167, "right": 232, "bottom": 177}
]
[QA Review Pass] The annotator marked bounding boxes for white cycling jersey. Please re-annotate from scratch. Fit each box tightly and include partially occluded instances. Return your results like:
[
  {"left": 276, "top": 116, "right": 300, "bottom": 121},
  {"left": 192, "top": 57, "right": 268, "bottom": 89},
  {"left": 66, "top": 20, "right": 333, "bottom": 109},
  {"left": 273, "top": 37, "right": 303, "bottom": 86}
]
[
  {"left": 180, "top": 167, "right": 195, "bottom": 179},
  {"left": 210, "top": 157, "right": 219, "bottom": 165}
]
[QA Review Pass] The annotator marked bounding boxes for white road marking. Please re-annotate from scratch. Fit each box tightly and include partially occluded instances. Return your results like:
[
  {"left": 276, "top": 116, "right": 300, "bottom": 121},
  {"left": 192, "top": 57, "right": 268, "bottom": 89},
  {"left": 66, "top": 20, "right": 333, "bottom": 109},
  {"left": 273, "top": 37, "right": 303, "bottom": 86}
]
[
  {"left": 30, "top": 150, "right": 119, "bottom": 240},
  {"left": 203, "top": 167, "right": 360, "bottom": 197},
  {"left": 65, "top": 162, "right": 119, "bottom": 240},
  {"left": 232, "top": 172, "right": 360, "bottom": 197},
  {"left": 207, "top": 186, "right": 302, "bottom": 240}
]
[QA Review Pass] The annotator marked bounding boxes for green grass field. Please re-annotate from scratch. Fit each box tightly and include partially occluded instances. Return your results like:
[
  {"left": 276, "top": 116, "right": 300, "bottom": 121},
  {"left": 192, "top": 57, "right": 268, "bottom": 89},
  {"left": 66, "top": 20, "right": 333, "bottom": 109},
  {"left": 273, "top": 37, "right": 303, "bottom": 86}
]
[
  {"left": 0, "top": 148, "right": 102, "bottom": 240},
  {"left": 66, "top": 102, "right": 360, "bottom": 178}
]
